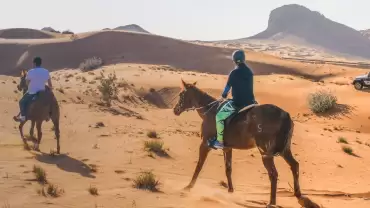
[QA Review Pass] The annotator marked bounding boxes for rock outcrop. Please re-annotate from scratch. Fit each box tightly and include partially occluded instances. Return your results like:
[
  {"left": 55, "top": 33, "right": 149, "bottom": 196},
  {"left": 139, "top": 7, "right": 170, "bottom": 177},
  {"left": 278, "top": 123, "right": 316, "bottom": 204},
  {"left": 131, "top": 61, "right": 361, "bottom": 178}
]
[
  {"left": 246, "top": 4, "right": 370, "bottom": 59},
  {"left": 113, "top": 24, "right": 150, "bottom": 34}
]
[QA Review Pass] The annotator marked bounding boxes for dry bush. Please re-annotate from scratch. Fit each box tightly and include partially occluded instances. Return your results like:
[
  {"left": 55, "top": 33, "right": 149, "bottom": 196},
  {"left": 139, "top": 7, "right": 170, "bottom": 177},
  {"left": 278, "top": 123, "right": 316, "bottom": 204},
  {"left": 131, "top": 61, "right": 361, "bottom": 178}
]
[
  {"left": 144, "top": 140, "right": 164, "bottom": 153},
  {"left": 133, "top": 171, "right": 160, "bottom": 192},
  {"left": 144, "top": 140, "right": 169, "bottom": 157},
  {"left": 342, "top": 146, "right": 354, "bottom": 155},
  {"left": 147, "top": 130, "right": 158, "bottom": 138},
  {"left": 46, "top": 183, "right": 64, "bottom": 197},
  {"left": 338, "top": 137, "right": 348, "bottom": 144},
  {"left": 88, "top": 185, "right": 99, "bottom": 196},
  {"left": 307, "top": 89, "right": 337, "bottom": 113},
  {"left": 97, "top": 71, "right": 118, "bottom": 106},
  {"left": 79, "top": 57, "right": 103, "bottom": 71},
  {"left": 33, "top": 165, "right": 47, "bottom": 184},
  {"left": 89, "top": 164, "right": 98, "bottom": 173}
]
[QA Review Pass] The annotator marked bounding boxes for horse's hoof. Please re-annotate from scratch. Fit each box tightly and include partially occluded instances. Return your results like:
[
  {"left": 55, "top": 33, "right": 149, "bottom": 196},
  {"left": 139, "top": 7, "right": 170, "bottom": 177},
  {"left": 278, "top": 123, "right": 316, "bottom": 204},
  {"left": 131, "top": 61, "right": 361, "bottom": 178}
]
[
  {"left": 298, "top": 196, "right": 320, "bottom": 208},
  {"left": 228, "top": 188, "right": 234, "bottom": 193},
  {"left": 183, "top": 186, "right": 192, "bottom": 191},
  {"left": 33, "top": 145, "right": 40, "bottom": 152},
  {"left": 23, "top": 144, "right": 30, "bottom": 151},
  {"left": 266, "top": 205, "right": 278, "bottom": 208}
]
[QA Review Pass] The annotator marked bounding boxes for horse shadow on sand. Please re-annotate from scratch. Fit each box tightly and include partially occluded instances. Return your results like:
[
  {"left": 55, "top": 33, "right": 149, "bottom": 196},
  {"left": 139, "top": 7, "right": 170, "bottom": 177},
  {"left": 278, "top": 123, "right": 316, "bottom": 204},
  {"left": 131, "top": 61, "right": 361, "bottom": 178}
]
[{"left": 34, "top": 152, "right": 96, "bottom": 178}]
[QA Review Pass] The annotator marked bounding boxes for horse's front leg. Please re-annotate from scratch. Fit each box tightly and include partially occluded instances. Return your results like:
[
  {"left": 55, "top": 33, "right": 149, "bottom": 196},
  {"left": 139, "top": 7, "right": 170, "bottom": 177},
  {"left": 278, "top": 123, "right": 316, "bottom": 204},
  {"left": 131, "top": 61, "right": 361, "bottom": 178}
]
[
  {"left": 223, "top": 148, "right": 234, "bottom": 193},
  {"left": 18, "top": 121, "right": 30, "bottom": 150},
  {"left": 184, "top": 141, "right": 210, "bottom": 191}
]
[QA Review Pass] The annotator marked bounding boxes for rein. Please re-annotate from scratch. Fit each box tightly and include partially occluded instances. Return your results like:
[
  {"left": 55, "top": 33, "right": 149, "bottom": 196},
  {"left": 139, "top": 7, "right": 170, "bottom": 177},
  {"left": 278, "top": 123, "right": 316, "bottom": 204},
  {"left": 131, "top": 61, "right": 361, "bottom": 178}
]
[{"left": 184, "top": 99, "right": 223, "bottom": 115}]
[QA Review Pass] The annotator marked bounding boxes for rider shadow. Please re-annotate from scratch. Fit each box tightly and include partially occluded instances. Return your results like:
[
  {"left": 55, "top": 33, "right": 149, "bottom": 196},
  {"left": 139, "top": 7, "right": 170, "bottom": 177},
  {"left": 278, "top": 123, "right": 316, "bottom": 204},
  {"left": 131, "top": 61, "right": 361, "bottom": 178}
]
[{"left": 34, "top": 152, "right": 96, "bottom": 178}]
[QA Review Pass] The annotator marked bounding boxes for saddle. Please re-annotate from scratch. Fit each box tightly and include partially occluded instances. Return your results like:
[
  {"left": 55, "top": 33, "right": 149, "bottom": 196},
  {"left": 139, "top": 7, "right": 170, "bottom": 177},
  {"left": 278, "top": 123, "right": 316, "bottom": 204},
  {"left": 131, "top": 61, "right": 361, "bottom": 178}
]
[
  {"left": 217, "top": 99, "right": 259, "bottom": 126},
  {"left": 27, "top": 88, "right": 53, "bottom": 121}
]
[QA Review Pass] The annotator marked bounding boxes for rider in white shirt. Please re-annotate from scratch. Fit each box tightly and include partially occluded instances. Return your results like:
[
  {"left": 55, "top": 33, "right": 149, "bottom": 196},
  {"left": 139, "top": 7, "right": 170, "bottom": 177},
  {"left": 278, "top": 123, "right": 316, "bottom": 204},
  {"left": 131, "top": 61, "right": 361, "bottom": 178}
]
[{"left": 14, "top": 57, "right": 53, "bottom": 122}]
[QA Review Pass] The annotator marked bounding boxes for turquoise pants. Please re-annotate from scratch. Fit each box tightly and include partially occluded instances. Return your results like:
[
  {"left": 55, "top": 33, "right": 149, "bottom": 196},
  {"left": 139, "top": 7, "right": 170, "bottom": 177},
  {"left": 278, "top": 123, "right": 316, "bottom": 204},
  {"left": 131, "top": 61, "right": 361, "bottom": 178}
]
[{"left": 216, "top": 100, "right": 237, "bottom": 143}]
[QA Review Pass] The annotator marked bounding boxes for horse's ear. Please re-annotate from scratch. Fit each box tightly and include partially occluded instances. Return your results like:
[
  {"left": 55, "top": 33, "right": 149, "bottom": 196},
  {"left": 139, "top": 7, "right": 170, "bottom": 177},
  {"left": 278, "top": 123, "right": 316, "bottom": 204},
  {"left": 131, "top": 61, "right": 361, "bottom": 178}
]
[
  {"left": 192, "top": 81, "right": 197, "bottom": 86},
  {"left": 20, "top": 70, "right": 25, "bottom": 77},
  {"left": 181, "top": 79, "right": 187, "bottom": 90}
]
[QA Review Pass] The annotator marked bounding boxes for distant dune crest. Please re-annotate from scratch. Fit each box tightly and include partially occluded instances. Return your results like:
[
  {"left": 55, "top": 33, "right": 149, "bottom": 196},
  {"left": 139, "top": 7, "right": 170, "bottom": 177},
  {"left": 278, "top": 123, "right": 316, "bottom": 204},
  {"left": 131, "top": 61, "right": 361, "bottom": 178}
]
[{"left": 0, "top": 28, "right": 54, "bottom": 39}]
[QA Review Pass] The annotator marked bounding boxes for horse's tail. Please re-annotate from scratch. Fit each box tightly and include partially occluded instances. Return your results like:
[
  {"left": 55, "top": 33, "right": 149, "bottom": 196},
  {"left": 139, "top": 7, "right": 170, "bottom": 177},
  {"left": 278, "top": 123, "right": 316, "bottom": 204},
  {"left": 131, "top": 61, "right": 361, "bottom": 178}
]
[{"left": 274, "top": 111, "right": 294, "bottom": 156}]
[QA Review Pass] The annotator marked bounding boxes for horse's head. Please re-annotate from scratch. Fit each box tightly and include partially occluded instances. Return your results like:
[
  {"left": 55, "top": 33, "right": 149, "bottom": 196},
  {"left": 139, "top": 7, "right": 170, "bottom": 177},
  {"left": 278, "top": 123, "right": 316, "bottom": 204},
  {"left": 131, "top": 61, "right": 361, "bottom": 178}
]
[
  {"left": 17, "top": 69, "right": 28, "bottom": 93},
  {"left": 173, "top": 79, "right": 198, "bottom": 116}
]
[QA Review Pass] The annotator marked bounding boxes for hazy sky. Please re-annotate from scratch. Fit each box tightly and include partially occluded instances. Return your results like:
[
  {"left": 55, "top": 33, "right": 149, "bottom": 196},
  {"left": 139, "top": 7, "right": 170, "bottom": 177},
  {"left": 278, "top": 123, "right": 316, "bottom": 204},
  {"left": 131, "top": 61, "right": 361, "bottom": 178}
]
[{"left": 1, "top": 0, "right": 369, "bottom": 40}]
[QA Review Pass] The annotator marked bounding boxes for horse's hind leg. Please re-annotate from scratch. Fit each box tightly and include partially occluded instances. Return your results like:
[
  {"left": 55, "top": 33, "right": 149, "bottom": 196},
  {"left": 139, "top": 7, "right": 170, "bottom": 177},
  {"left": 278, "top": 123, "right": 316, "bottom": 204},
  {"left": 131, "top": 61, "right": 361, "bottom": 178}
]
[
  {"left": 184, "top": 141, "right": 210, "bottom": 190},
  {"left": 223, "top": 149, "right": 234, "bottom": 193},
  {"left": 262, "top": 155, "right": 278, "bottom": 207},
  {"left": 29, "top": 120, "right": 35, "bottom": 138},
  {"left": 282, "top": 149, "right": 301, "bottom": 198},
  {"left": 34, "top": 121, "right": 43, "bottom": 152},
  {"left": 282, "top": 149, "right": 320, "bottom": 208},
  {"left": 51, "top": 116, "right": 60, "bottom": 154}
]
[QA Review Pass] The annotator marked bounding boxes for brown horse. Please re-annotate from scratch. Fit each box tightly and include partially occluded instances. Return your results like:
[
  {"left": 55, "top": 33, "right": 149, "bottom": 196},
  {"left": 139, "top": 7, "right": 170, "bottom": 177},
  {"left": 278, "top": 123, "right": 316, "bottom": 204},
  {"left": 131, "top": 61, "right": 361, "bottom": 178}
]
[
  {"left": 16, "top": 70, "right": 61, "bottom": 153},
  {"left": 173, "top": 80, "right": 319, "bottom": 208}
]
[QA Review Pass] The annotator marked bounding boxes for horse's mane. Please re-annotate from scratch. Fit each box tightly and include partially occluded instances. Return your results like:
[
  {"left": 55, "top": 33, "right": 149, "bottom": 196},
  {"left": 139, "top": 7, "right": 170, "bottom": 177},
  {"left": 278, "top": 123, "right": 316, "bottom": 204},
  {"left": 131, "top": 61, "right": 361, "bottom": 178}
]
[{"left": 191, "top": 85, "right": 217, "bottom": 105}]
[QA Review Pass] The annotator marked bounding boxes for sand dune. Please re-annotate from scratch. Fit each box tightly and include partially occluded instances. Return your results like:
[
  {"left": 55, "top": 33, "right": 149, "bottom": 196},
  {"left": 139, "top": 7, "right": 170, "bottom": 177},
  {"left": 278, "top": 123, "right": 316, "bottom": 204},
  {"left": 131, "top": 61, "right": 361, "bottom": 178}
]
[
  {"left": 0, "top": 30, "right": 349, "bottom": 79},
  {"left": 0, "top": 28, "right": 58, "bottom": 39}
]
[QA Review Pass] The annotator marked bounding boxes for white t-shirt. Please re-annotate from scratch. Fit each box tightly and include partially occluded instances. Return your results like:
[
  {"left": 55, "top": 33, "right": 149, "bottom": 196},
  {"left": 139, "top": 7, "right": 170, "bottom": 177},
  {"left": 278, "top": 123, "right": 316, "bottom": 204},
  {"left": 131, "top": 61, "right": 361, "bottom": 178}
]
[{"left": 26, "top": 67, "right": 50, "bottom": 94}]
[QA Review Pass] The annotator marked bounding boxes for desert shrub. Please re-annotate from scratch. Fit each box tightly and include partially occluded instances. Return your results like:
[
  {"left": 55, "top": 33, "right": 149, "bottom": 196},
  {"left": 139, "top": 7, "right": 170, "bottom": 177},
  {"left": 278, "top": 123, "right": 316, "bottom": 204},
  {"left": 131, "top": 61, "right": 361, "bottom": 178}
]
[
  {"left": 144, "top": 140, "right": 164, "bottom": 153},
  {"left": 88, "top": 185, "right": 98, "bottom": 195},
  {"left": 342, "top": 146, "right": 354, "bottom": 156},
  {"left": 307, "top": 89, "right": 337, "bottom": 113},
  {"left": 79, "top": 57, "right": 103, "bottom": 71},
  {"left": 147, "top": 130, "right": 158, "bottom": 138},
  {"left": 33, "top": 165, "right": 47, "bottom": 184},
  {"left": 97, "top": 71, "right": 118, "bottom": 106},
  {"left": 46, "top": 183, "right": 64, "bottom": 197},
  {"left": 338, "top": 137, "right": 348, "bottom": 144},
  {"left": 133, "top": 171, "right": 160, "bottom": 191}
]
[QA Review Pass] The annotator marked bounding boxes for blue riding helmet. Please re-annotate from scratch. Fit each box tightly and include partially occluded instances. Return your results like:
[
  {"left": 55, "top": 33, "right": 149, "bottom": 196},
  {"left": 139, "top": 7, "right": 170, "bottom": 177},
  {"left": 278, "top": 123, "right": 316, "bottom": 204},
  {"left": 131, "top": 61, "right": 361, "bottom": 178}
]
[{"left": 232, "top": 50, "right": 245, "bottom": 64}]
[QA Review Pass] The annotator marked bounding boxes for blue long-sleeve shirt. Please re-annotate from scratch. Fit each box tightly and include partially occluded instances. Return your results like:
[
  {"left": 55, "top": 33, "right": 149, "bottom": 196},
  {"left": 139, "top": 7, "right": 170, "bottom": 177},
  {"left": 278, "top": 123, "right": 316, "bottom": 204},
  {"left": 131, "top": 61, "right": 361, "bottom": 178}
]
[{"left": 222, "top": 63, "right": 255, "bottom": 108}]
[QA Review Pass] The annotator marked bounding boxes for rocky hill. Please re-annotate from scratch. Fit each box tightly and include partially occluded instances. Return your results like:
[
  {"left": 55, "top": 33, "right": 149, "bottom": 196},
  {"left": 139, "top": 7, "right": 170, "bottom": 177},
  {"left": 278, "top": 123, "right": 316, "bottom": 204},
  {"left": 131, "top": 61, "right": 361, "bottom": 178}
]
[
  {"left": 113, "top": 24, "right": 150, "bottom": 34},
  {"left": 360, "top": 29, "right": 370, "bottom": 39},
  {"left": 245, "top": 4, "right": 370, "bottom": 59}
]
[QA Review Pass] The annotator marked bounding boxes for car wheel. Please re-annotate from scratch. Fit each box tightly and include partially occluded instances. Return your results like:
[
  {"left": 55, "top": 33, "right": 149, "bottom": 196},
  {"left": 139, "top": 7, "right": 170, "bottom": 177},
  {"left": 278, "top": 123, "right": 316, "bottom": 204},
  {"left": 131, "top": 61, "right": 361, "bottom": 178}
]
[{"left": 354, "top": 82, "right": 363, "bottom": 90}]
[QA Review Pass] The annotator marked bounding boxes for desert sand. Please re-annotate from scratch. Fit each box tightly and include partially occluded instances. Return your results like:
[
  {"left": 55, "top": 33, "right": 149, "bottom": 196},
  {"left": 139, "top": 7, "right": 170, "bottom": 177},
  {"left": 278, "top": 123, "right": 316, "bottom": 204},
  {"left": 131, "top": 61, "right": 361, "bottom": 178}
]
[{"left": 0, "top": 28, "right": 370, "bottom": 208}]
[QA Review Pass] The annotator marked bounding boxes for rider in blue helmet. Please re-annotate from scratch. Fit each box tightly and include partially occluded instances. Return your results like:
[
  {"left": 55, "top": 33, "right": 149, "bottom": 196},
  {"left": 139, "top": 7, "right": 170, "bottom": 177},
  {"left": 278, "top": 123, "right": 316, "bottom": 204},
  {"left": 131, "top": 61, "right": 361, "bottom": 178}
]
[{"left": 208, "top": 50, "right": 257, "bottom": 149}]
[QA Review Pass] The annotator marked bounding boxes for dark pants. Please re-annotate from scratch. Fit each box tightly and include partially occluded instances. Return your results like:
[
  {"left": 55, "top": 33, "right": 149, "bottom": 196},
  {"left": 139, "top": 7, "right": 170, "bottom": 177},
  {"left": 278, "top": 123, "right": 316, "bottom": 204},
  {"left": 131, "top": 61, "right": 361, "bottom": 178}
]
[{"left": 19, "top": 93, "right": 35, "bottom": 116}]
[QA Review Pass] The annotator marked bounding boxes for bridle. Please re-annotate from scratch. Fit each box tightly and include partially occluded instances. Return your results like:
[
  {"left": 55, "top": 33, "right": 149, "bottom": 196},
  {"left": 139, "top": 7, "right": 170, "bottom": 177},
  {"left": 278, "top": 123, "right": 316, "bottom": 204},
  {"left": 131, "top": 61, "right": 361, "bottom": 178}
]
[{"left": 174, "top": 90, "right": 223, "bottom": 115}]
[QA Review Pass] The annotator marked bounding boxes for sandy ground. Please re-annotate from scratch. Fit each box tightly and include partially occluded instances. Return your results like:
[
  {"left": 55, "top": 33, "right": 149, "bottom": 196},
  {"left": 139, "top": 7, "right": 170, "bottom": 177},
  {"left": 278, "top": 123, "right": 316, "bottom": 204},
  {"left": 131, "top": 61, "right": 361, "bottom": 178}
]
[{"left": 0, "top": 56, "right": 369, "bottom": 208}]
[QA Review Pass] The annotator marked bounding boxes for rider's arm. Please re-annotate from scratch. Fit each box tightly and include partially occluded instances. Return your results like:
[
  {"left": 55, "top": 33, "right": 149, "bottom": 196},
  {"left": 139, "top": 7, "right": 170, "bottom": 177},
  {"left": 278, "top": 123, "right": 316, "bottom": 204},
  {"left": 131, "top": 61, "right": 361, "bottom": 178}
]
[
  {"left": 222, "top": 70, "right": 234, "bottom": 98},
  {"left": 48, "top": 78, "right": 53, "bottom": 89},
  {"left": 222, "top": 84, "right": 231, "bottom": 98},
  {"left": 25, "top": 71, "right": 31, "bottom": 86},
  {"left": 46, "top": 71, "right": 53, "bottom": 89}
]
